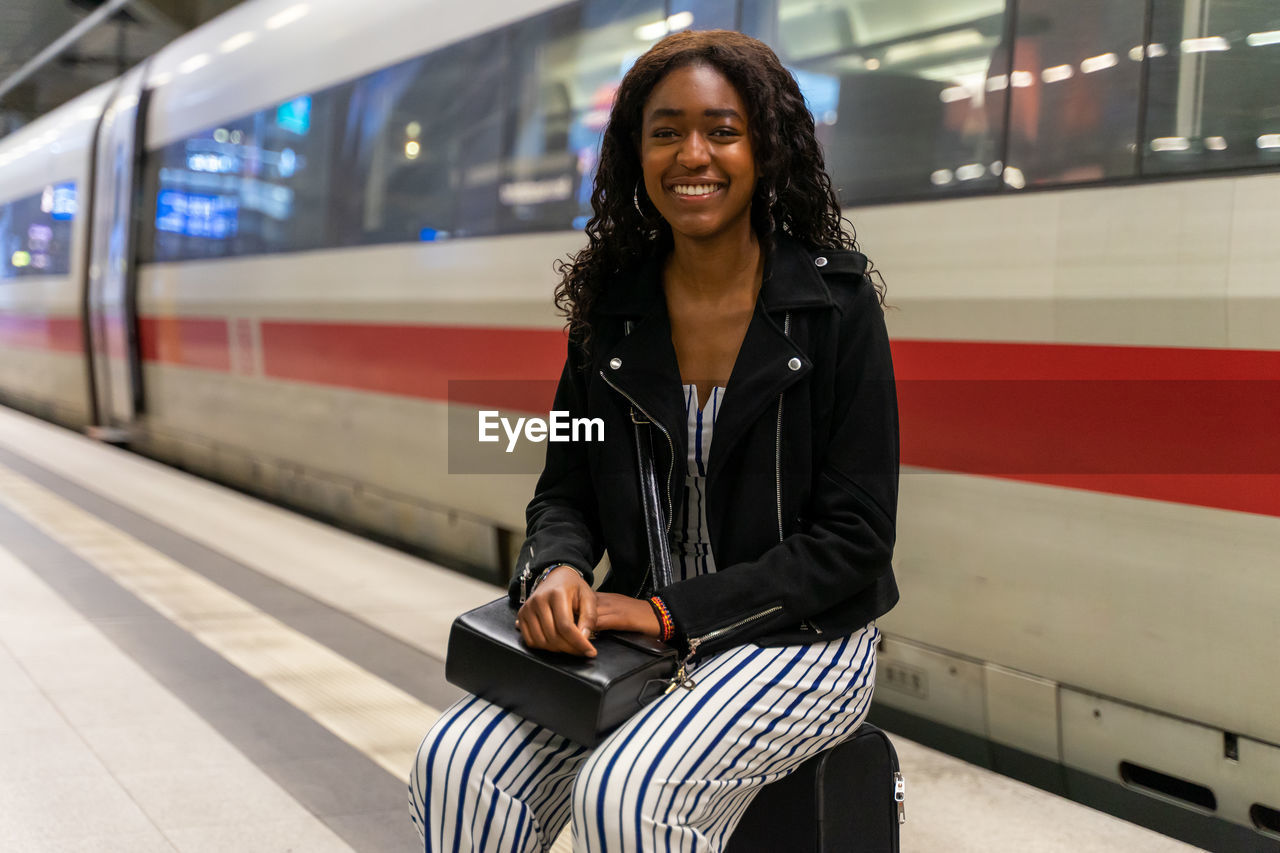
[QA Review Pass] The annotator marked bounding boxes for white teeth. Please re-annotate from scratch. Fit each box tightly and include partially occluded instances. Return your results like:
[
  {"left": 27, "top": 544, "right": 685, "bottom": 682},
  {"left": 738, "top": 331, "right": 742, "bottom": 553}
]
[{"left": 672, "top": 184, "right": 719, "bottom": 196}]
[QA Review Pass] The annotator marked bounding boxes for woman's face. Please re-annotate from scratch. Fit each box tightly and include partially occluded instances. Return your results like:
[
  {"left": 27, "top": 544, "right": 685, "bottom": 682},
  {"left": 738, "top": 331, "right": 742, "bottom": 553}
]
[{"left": 640, "top": 63, "right": 757, "bottom": 243}]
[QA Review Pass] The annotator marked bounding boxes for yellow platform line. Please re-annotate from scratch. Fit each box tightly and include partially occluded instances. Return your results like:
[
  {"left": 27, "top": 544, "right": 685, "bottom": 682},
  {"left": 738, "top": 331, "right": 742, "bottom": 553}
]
[{"left": 0, "top": 462, "right": 440, "bottom": 781}]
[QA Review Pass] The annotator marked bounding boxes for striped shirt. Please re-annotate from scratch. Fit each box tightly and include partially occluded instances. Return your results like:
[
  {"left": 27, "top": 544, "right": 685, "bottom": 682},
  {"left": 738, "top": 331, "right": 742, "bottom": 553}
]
[{"left": 673, "top": 384, "right": 726, "bottom": 582}]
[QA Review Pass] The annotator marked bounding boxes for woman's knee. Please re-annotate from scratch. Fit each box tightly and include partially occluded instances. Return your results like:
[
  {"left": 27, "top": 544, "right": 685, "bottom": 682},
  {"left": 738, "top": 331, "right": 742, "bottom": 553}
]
[
  {"left": 408, "top": 698, "right": 490, "bottom": 823},
  {"left": 571, "top": 750, "right": 645, "bottom": 850},
  {"left": 408, "top": 722, "right": 449, "bottom": 830}
]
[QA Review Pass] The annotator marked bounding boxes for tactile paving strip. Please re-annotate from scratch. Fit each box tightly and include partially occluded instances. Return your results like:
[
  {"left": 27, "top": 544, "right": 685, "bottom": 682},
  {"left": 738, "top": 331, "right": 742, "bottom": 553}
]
[{"left": 0, "top": 462, "right": 439, "bottom": 781}]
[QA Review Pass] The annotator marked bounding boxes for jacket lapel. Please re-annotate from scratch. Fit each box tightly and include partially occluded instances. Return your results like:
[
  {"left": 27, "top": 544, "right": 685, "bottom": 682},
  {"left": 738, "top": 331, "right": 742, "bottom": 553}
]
[
  {"left": 705, "top": 301, "right": 812, "bottom": 485},
  {"left": 705, "top": 238, "right": 834, "bottom": 483},
  {"left": 598, "top": 310, "right": 686, "bottom": 443},
  {"left": 594, "top": 237, "right": 838, "bottom": 492}
]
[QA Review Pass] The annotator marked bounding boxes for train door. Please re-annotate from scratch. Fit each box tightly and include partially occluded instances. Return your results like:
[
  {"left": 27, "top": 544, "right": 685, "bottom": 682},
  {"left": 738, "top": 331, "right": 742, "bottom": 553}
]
[{"left": 85, "top": 63, "right": 148, "bottom": 441}]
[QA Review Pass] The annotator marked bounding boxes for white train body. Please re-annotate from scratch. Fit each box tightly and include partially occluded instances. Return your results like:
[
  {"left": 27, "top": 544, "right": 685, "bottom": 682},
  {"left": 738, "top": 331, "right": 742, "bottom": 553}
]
[
  {"left": 0, "top": 82, "right": 114, "bottom": 425},
  {"left": 1, "top": 0, "right": 1277, "bottom": 847}
]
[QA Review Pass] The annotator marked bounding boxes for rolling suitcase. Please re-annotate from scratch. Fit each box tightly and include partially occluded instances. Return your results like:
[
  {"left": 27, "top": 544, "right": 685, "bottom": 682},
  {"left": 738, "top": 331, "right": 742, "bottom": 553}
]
[{"left": 725, "top": 723, "right": 905, "bottom": 853}]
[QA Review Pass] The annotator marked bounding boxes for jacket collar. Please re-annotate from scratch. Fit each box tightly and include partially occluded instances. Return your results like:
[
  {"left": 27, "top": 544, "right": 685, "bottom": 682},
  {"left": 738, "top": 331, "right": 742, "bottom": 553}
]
[
  {"left": 596, "top": 235, "right": 842, "bottom": 500},
  {"left": 594, "top": 234, "right": 836, "bottom": 318}
]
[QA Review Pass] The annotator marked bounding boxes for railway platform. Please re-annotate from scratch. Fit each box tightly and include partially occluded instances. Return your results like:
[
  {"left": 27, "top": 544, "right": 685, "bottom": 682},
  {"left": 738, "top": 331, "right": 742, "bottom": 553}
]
[{"left": 0, "top": 403, "right": 1204, "bottom": 853}]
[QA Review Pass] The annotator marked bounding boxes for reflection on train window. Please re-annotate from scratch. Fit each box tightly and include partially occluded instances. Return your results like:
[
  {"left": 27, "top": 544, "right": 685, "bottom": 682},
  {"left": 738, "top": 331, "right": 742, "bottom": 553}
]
[
  {"left": 148, "top": 90, "right": 337, "bottom": 261},
  {"left": 1144, "top": 0, "right": 1280, "bottom": 174},
  {"left": 744, "top": 0, "right": 1010, "bottom": 203},
  {"left": 338, "top": 30, "right": 506, "bottom": 244},
  {"left": 501, "top": 0, "right": 666, "bottom": 232},
  {"left": 135, "top": 0, "right": 1280, "bottom": 261},
  {"left": 1006, "top": 0, "right": 1145, "bottom": 186},
  {"left": 0, "top": 183, "right": 77, "bottom": 280},
  {"left": 671, "top": 0, "right": 738, "bottom": 31}
]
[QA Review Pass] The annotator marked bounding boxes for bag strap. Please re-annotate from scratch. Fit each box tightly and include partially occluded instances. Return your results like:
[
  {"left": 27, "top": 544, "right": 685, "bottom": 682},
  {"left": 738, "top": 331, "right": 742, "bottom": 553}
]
[{"left": 624, "top": 319, "right": 674, "bottom": 596}]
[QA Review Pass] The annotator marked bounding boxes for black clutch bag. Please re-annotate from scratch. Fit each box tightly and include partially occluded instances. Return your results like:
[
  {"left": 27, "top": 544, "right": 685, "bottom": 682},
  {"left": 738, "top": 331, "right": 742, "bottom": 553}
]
[
  {"left": 445, "top": 600, "right": 677, "bottom": 746},
  {"left": 444, "top": 402, "right": 680, "bottom": 747}
]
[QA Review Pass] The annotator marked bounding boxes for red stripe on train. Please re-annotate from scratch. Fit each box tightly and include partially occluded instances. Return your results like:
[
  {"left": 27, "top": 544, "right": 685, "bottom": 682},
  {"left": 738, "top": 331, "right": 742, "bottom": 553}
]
[
  {"left": 137, "top": 316, "right": 231, "bottom": 372},
  {"left": 891, "top": 338, "right": 1280, "bottom": 380},
  {"left": 259, "top": 321, "right": 567, "bottom": 412},
  {"left": 254, "top": 322, "right": 1280, "bottom": 516},
  {"left": 891, "top": 340, "right": 1280, "bottom": 518},
  {"left": 0, "top": 314, "right": 82, "bottom": 352},
  {"left": 48, "top": 314, "right": 1280, "bottom": 518}
]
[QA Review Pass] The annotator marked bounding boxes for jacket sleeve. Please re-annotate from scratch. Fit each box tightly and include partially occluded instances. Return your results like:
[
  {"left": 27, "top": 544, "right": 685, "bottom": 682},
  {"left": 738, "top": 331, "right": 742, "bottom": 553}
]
[
  {"left": 506, "top": 341, "right": 606, "bottom": 604},
  {"left": 656, "top": 279, "right": 898, "bottom": 653}
]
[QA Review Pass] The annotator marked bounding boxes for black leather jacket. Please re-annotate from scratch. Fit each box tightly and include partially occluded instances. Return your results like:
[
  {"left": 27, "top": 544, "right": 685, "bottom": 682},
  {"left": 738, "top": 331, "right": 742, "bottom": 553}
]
[{"left": 508, "top": 236, "right": 899, "bottom": 659}]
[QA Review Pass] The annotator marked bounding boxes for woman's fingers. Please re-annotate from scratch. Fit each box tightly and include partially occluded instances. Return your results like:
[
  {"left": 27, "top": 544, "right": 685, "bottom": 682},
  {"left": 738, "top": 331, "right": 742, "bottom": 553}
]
[
  {"left": 519, "top": 595, "right": 576, "bottom": 655},
  {"left": 519, "top": 584, "right": 598, "bottom": 657},
  {"left": 576, "top": 585, "right": 597, "bottom": 639},
  {"left": 592, "top": 592, "right": 625, "bottom": 632},
  {"left": 531, "top": 602, "right": 562, "bottom": 651},
  {"left": 517, "top": 601, "right": 546, "bottom": 649},
  {"left": 552, "top": 591, "right": 596, "bottom": 657}
]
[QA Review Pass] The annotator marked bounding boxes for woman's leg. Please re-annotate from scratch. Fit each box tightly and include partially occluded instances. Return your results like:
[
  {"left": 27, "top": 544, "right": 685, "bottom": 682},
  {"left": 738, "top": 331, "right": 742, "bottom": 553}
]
[
  {"left": 570, "top": 624, "right": 878, "bottom": 853},
  {"left": 410, "top": 693, "right": 590, "bottom": 852}
]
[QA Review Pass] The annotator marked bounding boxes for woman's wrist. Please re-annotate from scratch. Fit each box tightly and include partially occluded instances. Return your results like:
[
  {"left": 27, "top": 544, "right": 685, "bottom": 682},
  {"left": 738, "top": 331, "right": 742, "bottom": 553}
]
[
  {"left": 590, "top": 592, "right": 664, "bottom": 636},
  {"left": 533, "top": 565, "right": 581, "bottom": 593},
  {"left": 520, "top": 564, "right": 583, "bottom": 603},
  {"left": 649, "top": 596, "right": 675, "bottom": 642}
]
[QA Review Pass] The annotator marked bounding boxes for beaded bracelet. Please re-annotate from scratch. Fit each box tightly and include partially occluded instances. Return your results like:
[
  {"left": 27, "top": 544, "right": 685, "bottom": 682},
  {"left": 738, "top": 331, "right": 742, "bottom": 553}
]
[{"left": 649, "top": 596, "right": 675, "bottom": 642}]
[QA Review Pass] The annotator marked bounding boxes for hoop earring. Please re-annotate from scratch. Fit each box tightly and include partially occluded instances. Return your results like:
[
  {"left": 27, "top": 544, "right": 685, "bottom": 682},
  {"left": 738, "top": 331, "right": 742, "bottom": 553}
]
[{"left": 633, "top": 181, "right": 652, "bottom": 221}]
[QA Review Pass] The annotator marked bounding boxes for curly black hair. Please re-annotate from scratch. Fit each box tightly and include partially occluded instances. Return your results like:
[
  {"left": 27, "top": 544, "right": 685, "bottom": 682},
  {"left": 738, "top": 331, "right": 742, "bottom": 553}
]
[{"left": 554, "top": 29, "right": 883, "bottom": 349}]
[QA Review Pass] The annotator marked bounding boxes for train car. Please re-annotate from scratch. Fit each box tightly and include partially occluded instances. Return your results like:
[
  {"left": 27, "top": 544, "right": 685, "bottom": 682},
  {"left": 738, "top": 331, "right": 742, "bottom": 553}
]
[
  {"left": 1, "top": 0, "right": 1277, "bottom": 850},
  {"left": 0, "top": 80, "right": 114, "bottom": 428}
]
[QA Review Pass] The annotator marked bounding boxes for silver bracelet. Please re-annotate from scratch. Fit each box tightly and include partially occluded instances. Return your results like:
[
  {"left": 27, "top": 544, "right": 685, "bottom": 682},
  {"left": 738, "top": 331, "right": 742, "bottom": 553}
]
[
  {"left": 522, "top": 565, "right": 581, "bottom": 603},
  {"left": 530, "top": 566, "right": 559, "bottom": 593}
]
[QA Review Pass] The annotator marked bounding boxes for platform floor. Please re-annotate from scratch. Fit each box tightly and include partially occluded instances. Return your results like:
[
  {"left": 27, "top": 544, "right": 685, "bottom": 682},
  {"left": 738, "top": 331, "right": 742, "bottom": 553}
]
[{"left": 0, "top": 404, "right": 1204, "bottom": 853}]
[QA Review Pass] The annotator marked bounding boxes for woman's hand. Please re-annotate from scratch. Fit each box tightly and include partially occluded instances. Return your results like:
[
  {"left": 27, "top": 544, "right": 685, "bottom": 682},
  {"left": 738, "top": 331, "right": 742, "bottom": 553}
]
[
  {"left": 517, "top": 566, "right": 598, "bottom": 657},
  {"left": 594, "top": 593, "right": 663, "bottom": 638}
]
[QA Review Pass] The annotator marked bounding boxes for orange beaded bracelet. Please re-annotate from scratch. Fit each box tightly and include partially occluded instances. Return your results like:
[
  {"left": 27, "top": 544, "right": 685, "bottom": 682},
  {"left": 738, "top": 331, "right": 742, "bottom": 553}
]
[{"left": 649, "top": 596, "right": 675, "bottom": 642}]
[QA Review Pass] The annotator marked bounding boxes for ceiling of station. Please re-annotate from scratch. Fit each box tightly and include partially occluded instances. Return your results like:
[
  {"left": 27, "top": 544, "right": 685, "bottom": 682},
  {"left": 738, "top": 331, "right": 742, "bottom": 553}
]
[{"left": 0, "top": 0, "right": 245, "bottom": 138}]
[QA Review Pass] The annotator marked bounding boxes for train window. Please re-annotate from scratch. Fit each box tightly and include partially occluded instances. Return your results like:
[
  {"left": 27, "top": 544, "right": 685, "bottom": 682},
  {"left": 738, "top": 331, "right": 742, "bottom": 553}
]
[
  {"left": 743, "top": 0, "right": 1011, "bottom": 204},
  {"left": 1004, "top": 0, "right": 1146, "bottom": 187},
  {"left": 500, "top": 0, "right": 666, "bottom": 233},
  {"left": 0, "top": 183, "right": 77, "bottom": 280},
  {"left": 336, "top": 30, "right": 506, "bottom": 244},
  {"left": 671, "top": 0, "right": 738, "bottom": 31},
  {"left": 146, "top": 87, "right": 341, "bottom": 262},
  {"left": 1143, "top": 0, "right": 1280, "bottom": 175}
]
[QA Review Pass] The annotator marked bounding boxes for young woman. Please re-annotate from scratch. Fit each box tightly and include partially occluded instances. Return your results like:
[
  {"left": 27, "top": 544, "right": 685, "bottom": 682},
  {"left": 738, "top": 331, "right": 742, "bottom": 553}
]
[{"left": 410, "top": 29, "right": 898, "bottom": 853}]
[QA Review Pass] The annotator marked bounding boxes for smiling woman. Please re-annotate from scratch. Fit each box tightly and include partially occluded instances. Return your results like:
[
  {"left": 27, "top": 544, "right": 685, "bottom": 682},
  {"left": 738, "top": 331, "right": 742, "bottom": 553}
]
[
  {"left": 411, "top": 28, "right": 898, "bottom": 853},
  {"left": 554, "top": 29, "right": 874, "bottom": 356}
]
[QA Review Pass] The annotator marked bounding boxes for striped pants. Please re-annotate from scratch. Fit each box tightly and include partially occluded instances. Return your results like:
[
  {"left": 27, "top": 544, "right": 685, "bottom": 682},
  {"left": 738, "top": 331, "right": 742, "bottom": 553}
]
[{"left": 409, "top": 624, "right": 878, "bottom": 853}]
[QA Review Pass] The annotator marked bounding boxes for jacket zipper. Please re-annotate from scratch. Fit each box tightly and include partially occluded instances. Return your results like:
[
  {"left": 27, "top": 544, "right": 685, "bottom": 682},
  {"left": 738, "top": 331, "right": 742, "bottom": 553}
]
[
  {"left": 517, "top": 546, "right": 534, "bottom": 604},
  {"left": 600, "top": 370, "right": 675, "bottom": 597},
  {"left": 669, "top": 310, "right": 791, "bottom": 691},
  {"left": 777, "top": 312, "right": 824, "bottom": 636},
  {"left": 665, "top": 604, "right": 783, "bottom": 693}
]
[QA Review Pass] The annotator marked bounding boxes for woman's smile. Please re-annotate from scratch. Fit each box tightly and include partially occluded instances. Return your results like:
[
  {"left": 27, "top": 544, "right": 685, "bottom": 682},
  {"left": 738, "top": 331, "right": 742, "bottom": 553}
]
[{"left": 669, "top": 182, "right": 725, "bottom": 199}]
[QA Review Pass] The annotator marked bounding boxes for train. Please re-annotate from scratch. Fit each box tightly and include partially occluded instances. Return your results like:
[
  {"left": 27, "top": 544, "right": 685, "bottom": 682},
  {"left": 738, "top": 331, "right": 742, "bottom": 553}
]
[{"left": 1, "top": 0, "right": 1277, "bottom": 850}]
